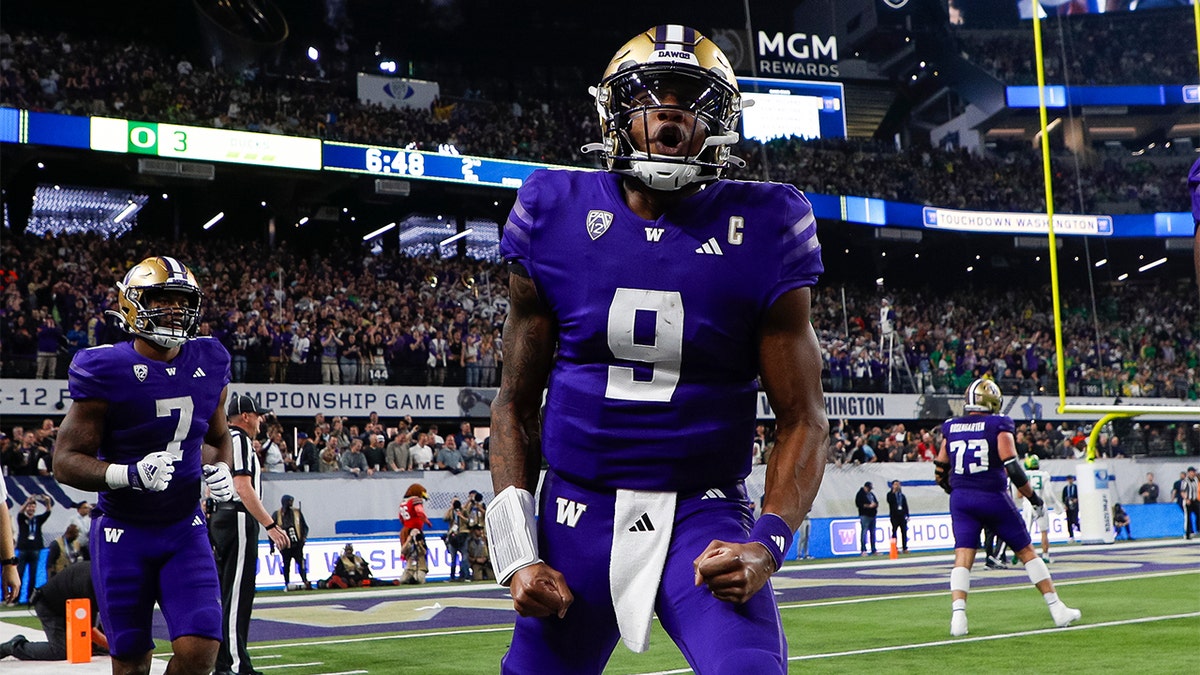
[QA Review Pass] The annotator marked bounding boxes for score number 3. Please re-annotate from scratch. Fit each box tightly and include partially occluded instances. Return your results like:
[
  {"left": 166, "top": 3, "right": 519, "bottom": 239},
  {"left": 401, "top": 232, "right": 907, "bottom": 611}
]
[
  {"left": 950, "top": 439, "right": 990, "bottom": 475},
  {"left": 606, "top": 289, "right": 683, "bottom": 403}
]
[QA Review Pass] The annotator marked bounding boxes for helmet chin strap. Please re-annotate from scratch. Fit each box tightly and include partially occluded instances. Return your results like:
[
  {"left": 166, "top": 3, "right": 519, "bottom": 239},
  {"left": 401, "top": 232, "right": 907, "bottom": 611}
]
[{"left": 626, "top": 129, "right": 744, "bottom": 191}]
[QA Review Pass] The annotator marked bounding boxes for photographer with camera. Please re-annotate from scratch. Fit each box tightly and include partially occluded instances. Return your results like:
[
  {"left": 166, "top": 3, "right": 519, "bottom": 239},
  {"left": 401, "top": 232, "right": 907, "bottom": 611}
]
[
  {"left": 15, "top": 494, "right": 52, "bottom": 603},
  {"left": 399, "top": 530, "right": 429, "bottom": 585},
  {"left": 443, "top": 498, "right": 471, "bottom": 582}
]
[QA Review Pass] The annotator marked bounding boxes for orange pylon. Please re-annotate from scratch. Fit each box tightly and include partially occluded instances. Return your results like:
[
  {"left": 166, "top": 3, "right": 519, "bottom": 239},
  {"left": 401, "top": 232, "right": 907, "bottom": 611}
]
[{"left": 889, "top": 537, "right": 899, "bottom": 560}]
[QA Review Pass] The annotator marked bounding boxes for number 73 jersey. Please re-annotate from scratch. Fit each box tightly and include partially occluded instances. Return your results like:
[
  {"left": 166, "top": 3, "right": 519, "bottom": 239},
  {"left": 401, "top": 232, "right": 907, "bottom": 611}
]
[
  {"left": 501, "top": 169, "right": 822, "bottom": 492},
  {"left": 68, "top": 339, "right": 231, "bottom": 524},
  {"left": 941, "top": 414, "right": 1016, "bottom": 493}
]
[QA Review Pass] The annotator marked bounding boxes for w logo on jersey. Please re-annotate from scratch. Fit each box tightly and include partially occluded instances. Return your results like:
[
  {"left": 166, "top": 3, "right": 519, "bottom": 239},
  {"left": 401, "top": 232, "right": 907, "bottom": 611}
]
[
  {"left": 104, "top": 527, "right": 125, "bottom": 543},
  {"left": 645, "top": 227, "right": 664, "bottom": 242},
  {"left": 555, "top": 497, "right": 587, "bottom": 528},
  {"left": 586, "top": 210, "right": 613, "bottom": 241},
  {"left": 133, "top": 364, "right": 148, "bottom": 382}
]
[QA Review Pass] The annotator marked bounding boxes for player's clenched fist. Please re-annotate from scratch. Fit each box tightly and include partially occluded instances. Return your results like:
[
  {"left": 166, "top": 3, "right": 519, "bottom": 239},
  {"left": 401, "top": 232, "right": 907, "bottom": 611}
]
[
  {"left": 693, "top": 540, "right": 775, "bottom": 605},
  {"left": 130, "top": 451, "right": 177, "bottom": 491},
  {"left": 203, "top": 462, "right": 235, "bottom": 501}
]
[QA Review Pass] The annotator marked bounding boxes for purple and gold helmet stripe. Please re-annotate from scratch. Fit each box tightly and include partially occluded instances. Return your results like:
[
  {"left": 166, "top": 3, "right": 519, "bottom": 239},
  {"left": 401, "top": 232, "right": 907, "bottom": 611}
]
[
  {"left": 160, "top": 256, "right": 189, "bottom": 281},
  {"left": 653, "top": 25, "right": 696, "bottom": 51}
]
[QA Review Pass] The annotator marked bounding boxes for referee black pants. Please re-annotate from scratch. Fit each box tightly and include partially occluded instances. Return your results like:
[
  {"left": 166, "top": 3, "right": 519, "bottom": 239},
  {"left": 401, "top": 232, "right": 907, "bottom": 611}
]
[{"left": 210, "top": 508, "right": 260, "bottom": 675}]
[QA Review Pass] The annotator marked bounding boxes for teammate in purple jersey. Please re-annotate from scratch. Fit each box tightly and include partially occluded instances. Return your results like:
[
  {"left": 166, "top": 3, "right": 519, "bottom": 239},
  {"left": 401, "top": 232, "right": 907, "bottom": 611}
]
[
  {"left": 934, "top": 378, "right": 1080, "bottom": 637},
  {"left": 54, "top": 256, "right": 237, "bottom": 675},
  {"left": 487, "top": 25, "right": 828, "bottom": 674},
  {"left": 1189, "top": 156, "right": 1200, "bottom": 298}
]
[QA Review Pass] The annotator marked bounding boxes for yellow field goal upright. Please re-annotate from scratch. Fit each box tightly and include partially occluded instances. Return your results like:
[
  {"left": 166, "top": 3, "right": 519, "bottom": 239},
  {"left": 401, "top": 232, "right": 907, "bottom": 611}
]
[{"left": 1029, "top": 8, "right": 1200, "bottom": 463}]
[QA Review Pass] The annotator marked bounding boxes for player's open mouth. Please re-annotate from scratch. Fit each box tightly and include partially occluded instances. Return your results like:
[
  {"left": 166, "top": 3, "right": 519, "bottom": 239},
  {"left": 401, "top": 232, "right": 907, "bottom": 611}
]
[{"left": 653, "top": 125, "right": 688, "bottom": 155}]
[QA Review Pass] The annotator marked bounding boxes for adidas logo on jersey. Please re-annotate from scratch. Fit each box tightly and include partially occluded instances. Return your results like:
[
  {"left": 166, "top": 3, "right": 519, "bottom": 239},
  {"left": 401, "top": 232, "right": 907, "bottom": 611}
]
[
  {"left": 628, "top": 512, "right": 655, "bottom": 532},
  {"left": 771, "top": 535, "right": 786, "bottom": 552},
  {"left": 193, "top": 367, "right": 207, "bottom": 378},
  {"left": 192, "top": 515, "right": 204, "bottom": 527},
  {"left": 695, "top": 237, "right": 723, "bottom": 255}
]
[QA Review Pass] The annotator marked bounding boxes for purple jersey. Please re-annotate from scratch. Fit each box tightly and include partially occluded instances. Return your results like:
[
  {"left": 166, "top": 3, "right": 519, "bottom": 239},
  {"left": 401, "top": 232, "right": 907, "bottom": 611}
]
[
  {"left": 501, "top": 170, "right": 822, "bottom": 492},
  {"left": 940, "top": 413, "right": 1016, "bottom": 493},
  {"left": 68, "top": 338, "right": 231, "bottom": 524}
]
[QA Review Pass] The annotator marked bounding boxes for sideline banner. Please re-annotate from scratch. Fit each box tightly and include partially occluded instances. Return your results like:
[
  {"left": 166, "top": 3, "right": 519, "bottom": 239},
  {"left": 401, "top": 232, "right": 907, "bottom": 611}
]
[
  {"left": 3, "top": 378, "right": 1195, "bottom": 421},
  {"left": 922, "top": 206, "right": 1113, "bottom": 236},
  {"left": 253, "top": 535, "right": 460, "bottom": 590},
  {"left": 823, "top": 511, "right": 1073, "bottom": 557}
]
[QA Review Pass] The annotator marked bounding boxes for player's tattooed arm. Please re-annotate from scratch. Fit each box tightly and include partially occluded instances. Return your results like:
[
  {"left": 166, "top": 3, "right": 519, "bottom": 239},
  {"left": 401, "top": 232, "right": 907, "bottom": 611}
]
[
  {"left": 53, "top": 398, "right": 112, "bottom": 491},
  {"left": 490, "top": 272, "right": 556, "bottom": 494}
]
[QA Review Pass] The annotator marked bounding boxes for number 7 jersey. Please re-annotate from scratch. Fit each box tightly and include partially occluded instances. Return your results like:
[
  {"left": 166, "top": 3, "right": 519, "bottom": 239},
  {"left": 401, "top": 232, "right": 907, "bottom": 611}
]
[
  {"left": 501, "top": 169, "right": 822, "bottom": 492},
  {"left": 68, "top": 338, "right": 231, "bottom": 524}
]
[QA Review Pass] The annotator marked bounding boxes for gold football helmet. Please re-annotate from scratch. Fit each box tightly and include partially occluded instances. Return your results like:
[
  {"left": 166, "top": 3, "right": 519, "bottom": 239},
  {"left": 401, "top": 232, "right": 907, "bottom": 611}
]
[
  {"left": 964, "top": 378, "right": 1003, "bottom": 414},
  {"left": 111, "top": 256, "right": 203, "bottom": 349},
  {"left": 588, "top": 25, "right": 744, "bottom": 191}
]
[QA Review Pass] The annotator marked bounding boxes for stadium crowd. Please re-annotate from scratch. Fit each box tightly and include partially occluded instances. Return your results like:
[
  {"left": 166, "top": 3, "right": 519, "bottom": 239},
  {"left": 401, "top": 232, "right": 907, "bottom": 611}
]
[
  {"left": 3, "top": 233, "right": 1197, "bottom": 403},
  {"left": 955, "top": 7, "right": 1198, "bottom": 86},
  {"left": 0, "top": 27, "right": 1193, "bottom": 216}
]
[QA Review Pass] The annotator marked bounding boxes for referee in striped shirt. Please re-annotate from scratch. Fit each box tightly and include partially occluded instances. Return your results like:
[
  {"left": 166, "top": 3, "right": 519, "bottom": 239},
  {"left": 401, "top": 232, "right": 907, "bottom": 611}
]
[{"left": 210, "top": 395, "right": 289, "bottom": 675}]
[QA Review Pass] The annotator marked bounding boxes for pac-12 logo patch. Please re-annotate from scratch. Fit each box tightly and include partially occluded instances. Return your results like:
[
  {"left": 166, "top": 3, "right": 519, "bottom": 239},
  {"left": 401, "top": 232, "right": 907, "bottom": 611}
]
[
  {"left": 133, "top": 364, "right": 148, "bottom": 382},
  {"left": 586, "top": 209, "right": 613, "bottom": 240}
]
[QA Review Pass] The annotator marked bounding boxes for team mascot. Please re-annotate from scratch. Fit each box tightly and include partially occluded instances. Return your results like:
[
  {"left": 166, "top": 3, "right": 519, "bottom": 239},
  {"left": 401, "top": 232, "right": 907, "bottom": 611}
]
[{"left": 399, "top": 483, "right": 433, "bottom": 545}]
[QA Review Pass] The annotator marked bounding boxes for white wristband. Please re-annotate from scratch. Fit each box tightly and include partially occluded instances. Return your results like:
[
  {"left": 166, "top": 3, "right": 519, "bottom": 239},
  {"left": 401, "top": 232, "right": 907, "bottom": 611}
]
[
  {"left": 105, "top": 463, "right": 131, "bottom": 489},
  {"left": 485, "top": 486, "right": 541, "bottom": 585}
]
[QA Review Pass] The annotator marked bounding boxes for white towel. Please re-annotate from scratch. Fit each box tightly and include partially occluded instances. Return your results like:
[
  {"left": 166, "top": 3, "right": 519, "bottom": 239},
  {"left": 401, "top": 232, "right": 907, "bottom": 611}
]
[{"left": 609, "top": 488, "right": 676, "bottom": 653}]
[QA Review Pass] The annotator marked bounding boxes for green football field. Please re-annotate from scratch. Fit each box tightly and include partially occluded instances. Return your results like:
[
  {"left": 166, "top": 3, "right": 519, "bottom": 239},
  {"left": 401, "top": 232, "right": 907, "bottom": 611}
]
[{"left": 3, "top": 544, "right": 1197, "bottom": 674}]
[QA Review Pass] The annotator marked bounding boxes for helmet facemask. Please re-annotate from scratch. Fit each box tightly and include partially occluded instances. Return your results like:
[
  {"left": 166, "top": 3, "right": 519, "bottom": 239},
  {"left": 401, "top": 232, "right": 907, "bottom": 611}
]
[
  {"left": 588, "top": 27, "right": 746, "bottom": 192},
  {"left": 112, "top": 257, "right": 204, "bottom": 349}
]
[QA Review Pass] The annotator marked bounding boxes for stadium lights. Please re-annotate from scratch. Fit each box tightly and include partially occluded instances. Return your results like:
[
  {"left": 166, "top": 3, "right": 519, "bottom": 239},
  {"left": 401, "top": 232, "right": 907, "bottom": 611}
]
[
  {"left": 966, "top": 266, "right": 974, "bottom": 272},
  {"left": 296, "top": 216, "right": 309, "bottom": 227},
  {"left": 1137, "top": 257, "right": 1167, "bottom": 273},
  {"left": 379, "top": 60, "right": 397, "bottom": 73},
  {"left": 113, "top": 202, "right": 138, "bottom": 224},
  {"left": 1117, "top": 273, "right": 1129, "bottom": 281},
  {"left": 440, "top": 228, "right": 474, "bottom": 247},
  {"left": 362, "top": 222, "right": 397, "bottom": 241},
  {"left": 37, "top": 162, "right": 45, "bottom": 169},
  {"left": 202, "top": 212, "right": 225, "bottom": 230},
  {"left": 307, "top": 47, "right": 319, "bottom": 61},
  {"left": 1094, "top": 258, "right": 1108, "bottom": 267}
]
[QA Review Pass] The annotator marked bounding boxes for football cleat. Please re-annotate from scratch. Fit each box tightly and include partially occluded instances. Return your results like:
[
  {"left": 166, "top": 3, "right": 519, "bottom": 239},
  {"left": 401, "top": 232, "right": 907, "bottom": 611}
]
[
  {"left": 950, "top": 609, "right": 968, "bottom": 637},
  {"left": 1050, "top": 602, "right": 1081, "bottom": 628}
]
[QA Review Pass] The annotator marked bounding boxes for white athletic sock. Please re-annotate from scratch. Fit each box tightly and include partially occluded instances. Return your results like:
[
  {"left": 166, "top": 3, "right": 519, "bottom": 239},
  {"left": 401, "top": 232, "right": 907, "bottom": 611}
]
[
  {"left": 952, "top": 598, "right": 966, "bottom": 611},
  {"left": 1043, "top": 592, "right": 1059, "bottom": 606}
]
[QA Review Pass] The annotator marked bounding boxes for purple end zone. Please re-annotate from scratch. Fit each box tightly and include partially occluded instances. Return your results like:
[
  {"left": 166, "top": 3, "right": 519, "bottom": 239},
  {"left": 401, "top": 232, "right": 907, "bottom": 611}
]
[{"left": 150, "top": 542, "right": 1195, "bottom": 644}]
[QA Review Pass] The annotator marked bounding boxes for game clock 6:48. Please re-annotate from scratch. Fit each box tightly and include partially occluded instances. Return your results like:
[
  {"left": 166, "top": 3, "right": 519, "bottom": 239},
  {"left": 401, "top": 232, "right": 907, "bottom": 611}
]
[{"left": 366, "top": 147, "right": 425, "bottom": 176}]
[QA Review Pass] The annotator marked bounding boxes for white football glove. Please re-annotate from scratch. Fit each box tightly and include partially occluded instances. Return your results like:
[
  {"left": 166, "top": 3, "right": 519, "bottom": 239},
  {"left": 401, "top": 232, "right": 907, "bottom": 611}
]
[
  {"left": 1033, "top": 504, "right": 1046, "bottom": 521},
  {"left": 203, "top": 462, "right": 234, "bottom": 502},
  {"left": 130, "top": 451, "right": 177, "bottom": 492}
]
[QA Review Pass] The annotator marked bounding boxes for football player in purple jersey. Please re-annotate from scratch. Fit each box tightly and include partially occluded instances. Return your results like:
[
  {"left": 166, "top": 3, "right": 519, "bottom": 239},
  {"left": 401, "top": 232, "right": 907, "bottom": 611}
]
[
  {"left": 486, "top": 25, "right": 828, "bottom": 674},
  {"left": 934, "top": 378, "right": 1080, "bottom": 637},
  {"left": 1189, "top": 156, "right": 1200, "bottom": 298},
  {"left": 54, "top": 256, "right": 236, "bottom": 675}
]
